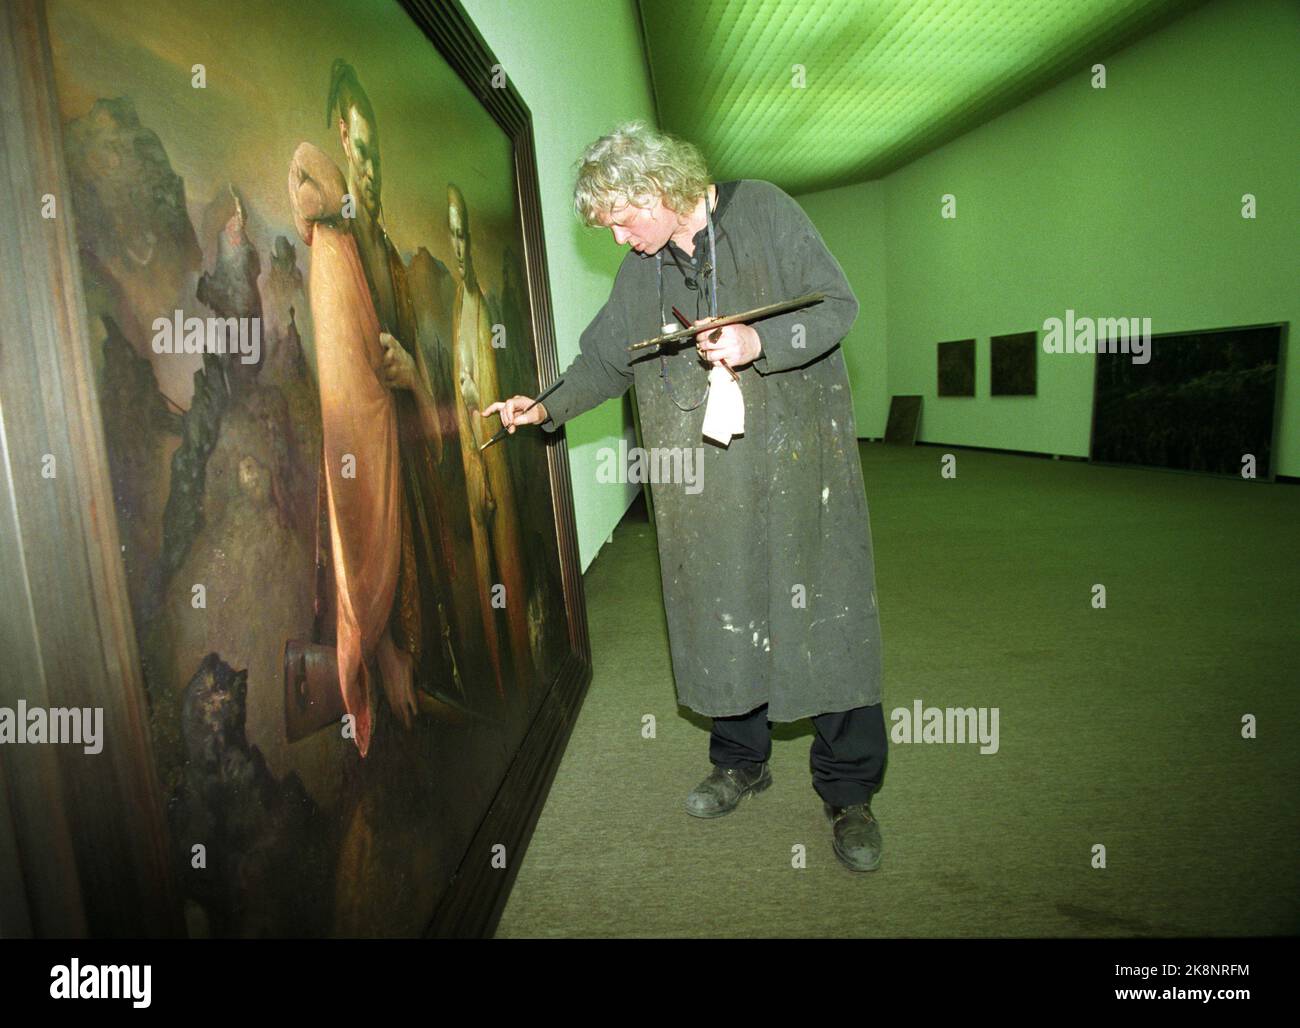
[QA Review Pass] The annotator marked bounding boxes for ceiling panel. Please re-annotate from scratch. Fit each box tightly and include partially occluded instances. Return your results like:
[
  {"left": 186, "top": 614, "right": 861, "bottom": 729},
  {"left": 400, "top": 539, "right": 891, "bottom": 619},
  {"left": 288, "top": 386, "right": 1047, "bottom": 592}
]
[{"left": 637, "top": 0, "right": 1210, "bottom": 194}]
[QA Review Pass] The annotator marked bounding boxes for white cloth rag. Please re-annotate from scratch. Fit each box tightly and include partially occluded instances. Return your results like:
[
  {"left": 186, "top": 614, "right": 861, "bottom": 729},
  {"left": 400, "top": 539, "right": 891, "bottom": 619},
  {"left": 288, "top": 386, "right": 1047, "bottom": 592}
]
[{"left": 701, "top": 363, "right": 745, "bottom": 446}]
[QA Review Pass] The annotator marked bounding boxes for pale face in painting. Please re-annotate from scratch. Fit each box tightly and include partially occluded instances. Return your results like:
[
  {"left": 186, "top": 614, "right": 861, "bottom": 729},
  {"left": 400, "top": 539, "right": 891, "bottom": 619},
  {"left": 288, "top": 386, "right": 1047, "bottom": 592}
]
[
  {"left": 448, "top": 197, "right": 468, "bottom": 278},
  {"left": 341, "top": 106, "right": 382, "bottom": 221}
]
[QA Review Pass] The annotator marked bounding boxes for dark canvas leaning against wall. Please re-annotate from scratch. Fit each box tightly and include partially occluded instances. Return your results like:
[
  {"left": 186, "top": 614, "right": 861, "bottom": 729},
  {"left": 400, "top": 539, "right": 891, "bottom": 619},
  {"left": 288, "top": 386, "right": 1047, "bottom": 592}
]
[{"left": 2, "top": 0, "right": 590, "bottom": 937}]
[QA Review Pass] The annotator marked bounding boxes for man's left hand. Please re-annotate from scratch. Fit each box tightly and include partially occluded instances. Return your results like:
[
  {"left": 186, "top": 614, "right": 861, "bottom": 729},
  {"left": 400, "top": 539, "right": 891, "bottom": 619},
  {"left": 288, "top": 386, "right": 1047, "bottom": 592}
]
[
  {"left": 694, "top": 320, "right": 761, "bottom": 368},
  {"left": 379, "top": 331, "right": 417, "bottom": 391}
]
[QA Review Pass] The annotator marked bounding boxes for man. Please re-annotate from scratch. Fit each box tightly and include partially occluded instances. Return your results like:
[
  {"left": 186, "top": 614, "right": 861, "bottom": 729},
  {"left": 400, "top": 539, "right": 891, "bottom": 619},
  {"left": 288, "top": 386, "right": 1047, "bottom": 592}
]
[
  {"left": 447, "top": 183, "right": 534, "bottom": 699},
  {"left": 484, "top": 122, "right": 888, "bottom": 872},
  {"left": 324, "top": 59, "right": 462, "bottom": 738}
]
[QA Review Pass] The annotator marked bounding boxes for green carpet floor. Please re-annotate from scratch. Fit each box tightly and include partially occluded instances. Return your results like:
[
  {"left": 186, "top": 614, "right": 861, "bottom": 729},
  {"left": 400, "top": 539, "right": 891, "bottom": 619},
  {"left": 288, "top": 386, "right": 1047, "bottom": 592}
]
[{"left": 495, "top": 443, "right": 1300, "bottom": 937}]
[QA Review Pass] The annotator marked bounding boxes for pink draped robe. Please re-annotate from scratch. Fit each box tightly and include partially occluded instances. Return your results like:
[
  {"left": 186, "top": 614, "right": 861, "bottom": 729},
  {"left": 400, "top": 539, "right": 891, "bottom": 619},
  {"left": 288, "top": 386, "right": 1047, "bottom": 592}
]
[{"left": 288, "top": 141, "right": 400, "bottom": 758}]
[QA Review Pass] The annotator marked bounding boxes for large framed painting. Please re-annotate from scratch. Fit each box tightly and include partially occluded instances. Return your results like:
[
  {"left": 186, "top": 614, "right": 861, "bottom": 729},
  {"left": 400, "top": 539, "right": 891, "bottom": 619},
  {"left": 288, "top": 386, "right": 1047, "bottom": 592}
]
[
  {"left": 1090, "top": 322, "right": 1287, "bottom": 479},
  {"left": 0, "top": 0, "right": 590, "bottom": 937}
]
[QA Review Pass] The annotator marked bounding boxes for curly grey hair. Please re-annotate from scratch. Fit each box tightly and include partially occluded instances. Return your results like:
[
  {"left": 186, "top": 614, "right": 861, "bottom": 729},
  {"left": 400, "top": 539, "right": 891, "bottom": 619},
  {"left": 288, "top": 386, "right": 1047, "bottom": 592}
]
[{"left": 573, "top": 121, "right": 710, "bottom": 227}]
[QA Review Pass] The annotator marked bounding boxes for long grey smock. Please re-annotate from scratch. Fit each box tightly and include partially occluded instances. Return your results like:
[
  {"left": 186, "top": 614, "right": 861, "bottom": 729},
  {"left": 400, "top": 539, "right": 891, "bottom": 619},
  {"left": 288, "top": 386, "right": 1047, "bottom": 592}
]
[{"left": 542, "top": 178, "right": 884, "bottom": 721}]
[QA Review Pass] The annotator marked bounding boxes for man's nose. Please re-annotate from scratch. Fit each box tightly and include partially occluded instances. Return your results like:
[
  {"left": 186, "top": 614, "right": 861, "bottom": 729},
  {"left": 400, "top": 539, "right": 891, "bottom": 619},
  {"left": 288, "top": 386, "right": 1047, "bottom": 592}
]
[{"left": 612, "top": 226, "right": 628, "bottom": 245}]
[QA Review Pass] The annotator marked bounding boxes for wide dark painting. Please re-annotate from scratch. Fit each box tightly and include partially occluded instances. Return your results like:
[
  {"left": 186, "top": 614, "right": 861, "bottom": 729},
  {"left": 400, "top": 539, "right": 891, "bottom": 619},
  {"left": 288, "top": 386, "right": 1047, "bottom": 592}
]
[
  {"left": 45, "top": 0, "right": 571, "bottom": 936},
  {"left": 1091, "top": 324, "right": 1285, "bottom": 477}
]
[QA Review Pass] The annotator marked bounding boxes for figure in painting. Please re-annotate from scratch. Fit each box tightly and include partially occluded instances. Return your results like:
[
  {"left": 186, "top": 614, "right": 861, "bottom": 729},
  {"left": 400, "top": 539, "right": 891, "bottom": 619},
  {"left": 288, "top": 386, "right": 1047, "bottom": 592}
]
[
  {"left": 448, "top": 183, "right": 535, "bottom": 698},
  {"left": 287, "top": 60, "right": 462, "bottom": 756}
]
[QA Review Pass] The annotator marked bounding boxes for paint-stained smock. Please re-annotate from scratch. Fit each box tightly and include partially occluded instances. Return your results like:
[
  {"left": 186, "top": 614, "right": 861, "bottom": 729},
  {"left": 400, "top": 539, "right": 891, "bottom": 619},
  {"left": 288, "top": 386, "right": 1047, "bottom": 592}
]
[{"left": 542, "top": 179, "right": 884, "bottom": 721}]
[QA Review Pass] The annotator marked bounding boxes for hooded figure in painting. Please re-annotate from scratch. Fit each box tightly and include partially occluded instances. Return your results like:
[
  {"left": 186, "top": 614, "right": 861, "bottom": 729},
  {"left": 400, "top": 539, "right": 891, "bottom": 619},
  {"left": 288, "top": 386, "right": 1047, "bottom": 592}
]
[{"left": 484, "top": 122, "right": 890, "bottom": 873}]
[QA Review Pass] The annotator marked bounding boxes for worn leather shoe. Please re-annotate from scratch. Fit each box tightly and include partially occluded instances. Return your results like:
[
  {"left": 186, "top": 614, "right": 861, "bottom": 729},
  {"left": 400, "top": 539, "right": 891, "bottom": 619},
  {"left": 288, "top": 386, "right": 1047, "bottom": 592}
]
[
  {"left": 684, "top": 763, "right": 772, "bottom": 818},
  {"left": 824, "top": 801, "right": 883, "bottom": 872}
]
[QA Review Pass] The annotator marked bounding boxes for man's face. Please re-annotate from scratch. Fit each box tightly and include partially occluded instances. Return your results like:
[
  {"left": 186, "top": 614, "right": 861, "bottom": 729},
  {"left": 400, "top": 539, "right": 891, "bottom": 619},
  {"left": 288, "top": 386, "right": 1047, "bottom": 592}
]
[
  {"left": 342, "top": 107, "right": 381, "bottom": 219},
  {"left": 597, "top": 194, "right": 676, "bottom": 255},
  {"left": 448, "top": 200, "right": 468, "bottom": 277}
]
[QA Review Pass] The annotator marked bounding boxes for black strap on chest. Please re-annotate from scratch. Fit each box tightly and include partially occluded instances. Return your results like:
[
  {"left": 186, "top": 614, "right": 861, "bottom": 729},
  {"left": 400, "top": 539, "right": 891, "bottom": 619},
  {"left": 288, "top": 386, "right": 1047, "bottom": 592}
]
[{"left": 655, "top": 190, "right": 718, "bottom": 412}]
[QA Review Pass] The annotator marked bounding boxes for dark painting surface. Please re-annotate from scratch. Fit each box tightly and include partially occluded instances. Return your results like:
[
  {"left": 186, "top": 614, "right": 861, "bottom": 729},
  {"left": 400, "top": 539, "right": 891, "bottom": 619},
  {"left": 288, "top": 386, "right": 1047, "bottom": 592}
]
[
  {"left": 1091, "top": 325, "right": 1284, "bottom": 477},
  {"left": 47, "top": 0, "right": 570, "bottom": 936},
  {"left": 885, "top": 394, "right": 922, "bottom": 444},
  {"left": 991, "top": 331, "right": 1037, "bottom": 396},
  {"left": 938, "top": 338, "right": 975, "bottom": 397}
]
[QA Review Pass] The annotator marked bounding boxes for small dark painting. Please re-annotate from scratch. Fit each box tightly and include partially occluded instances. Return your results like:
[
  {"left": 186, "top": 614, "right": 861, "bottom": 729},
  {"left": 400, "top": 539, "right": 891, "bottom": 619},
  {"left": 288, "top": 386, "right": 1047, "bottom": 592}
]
[
  {"left": 991, "top": 332, "right": 1037, "bottom": 395},
  {"left": 938, "top": 339, "right": 975, "bottom": 396}
]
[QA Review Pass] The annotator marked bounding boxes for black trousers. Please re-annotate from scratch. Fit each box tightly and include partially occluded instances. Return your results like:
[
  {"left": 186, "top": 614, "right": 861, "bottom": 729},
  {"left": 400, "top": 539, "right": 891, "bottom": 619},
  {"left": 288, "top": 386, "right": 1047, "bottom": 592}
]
[{"left": 709, "top": 703, "right": 887, "bottom": 808}]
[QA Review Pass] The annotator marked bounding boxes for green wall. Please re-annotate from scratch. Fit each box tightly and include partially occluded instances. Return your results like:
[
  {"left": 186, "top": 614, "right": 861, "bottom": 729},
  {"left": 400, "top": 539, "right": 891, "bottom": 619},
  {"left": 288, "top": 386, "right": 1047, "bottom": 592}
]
[
  {"left": 798, "top": 180, "right": 889, "bottom": 438},
  {"left": 799, "top": 0, "right": 1299, "bottom": 475},
  {"left": 462, "top": 0, "right": 652, "bottom": 570}
]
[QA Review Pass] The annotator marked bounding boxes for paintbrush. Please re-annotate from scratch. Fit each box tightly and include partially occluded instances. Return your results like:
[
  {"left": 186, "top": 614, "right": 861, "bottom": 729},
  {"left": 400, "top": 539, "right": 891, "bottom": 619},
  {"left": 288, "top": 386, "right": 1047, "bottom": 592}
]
[{"left": 478, "top": 378, "right": 565, "bottom": 450}]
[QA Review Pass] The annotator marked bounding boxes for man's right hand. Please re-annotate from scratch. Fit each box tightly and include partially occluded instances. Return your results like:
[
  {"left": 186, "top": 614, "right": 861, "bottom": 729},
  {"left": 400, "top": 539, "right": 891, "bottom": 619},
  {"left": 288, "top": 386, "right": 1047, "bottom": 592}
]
[{"left": 481, "top": 395, "right": 549, "bottom": 434}]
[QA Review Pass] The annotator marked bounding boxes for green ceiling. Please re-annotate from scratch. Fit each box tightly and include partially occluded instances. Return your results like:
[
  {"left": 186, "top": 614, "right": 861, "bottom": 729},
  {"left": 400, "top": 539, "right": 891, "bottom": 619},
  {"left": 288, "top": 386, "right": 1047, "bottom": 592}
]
[{"left": 637, "top": 0, "right": 1209, "bottom": 194}]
